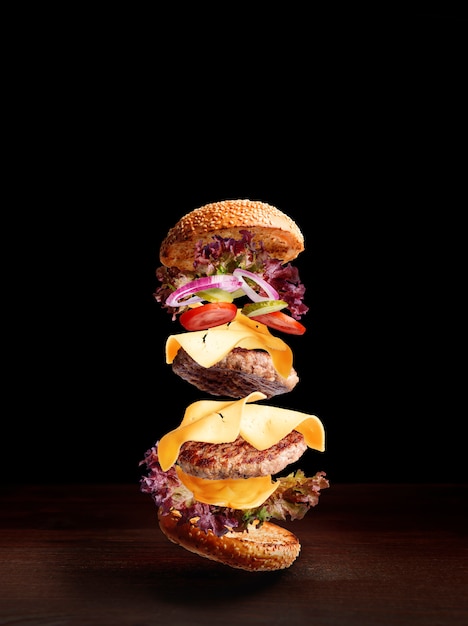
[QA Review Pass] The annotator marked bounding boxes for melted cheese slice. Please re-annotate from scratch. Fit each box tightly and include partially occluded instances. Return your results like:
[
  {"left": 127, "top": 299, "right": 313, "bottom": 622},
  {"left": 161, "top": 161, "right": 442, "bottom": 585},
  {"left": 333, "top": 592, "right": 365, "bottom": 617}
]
[
  {"left": 158, "top": 391, "right": 325, "bottom": 472},
  {"left": 165, "top": 310, "right": 293, "bottom": 379},
  {"left": 176, "top": 466, "right": 279, "bottom": 509}
]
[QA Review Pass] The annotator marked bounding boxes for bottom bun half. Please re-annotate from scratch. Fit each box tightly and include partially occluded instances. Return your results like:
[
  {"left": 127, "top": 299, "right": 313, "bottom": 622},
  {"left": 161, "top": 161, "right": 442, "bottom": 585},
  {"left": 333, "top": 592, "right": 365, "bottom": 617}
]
[{"left": 158, "top": 509, "right": 301, "bottom": 572}]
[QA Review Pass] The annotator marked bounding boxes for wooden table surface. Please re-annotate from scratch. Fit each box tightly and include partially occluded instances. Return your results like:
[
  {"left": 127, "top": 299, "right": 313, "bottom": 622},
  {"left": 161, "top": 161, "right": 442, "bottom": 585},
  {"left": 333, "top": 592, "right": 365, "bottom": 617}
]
[{"left": 1, "top": 483, "right": 467, "bottom": 626}]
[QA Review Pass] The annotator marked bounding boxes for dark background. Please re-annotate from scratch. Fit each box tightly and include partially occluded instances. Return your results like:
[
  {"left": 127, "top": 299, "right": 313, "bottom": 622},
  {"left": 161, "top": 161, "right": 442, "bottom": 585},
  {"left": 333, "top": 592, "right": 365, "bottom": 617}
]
[{"left": 4, "top": 12, "right": 465, "bottom": 486}]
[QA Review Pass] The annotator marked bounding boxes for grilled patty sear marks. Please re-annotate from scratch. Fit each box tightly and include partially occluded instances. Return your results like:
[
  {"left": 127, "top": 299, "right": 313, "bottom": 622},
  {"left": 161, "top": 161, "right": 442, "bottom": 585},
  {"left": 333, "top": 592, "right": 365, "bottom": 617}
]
[{"left": 178, "top": 431, "right": 307, "bottom": 480}]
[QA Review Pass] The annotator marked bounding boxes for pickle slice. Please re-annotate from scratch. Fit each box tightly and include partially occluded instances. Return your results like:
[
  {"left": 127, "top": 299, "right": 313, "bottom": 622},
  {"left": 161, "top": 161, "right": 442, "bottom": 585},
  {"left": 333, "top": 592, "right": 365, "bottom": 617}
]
[
  {"left": 195, "top": 288, "right": 235, "bottom": 303},
  {"left": 241, "top": 300, "right": 288, "bottom": 317}
]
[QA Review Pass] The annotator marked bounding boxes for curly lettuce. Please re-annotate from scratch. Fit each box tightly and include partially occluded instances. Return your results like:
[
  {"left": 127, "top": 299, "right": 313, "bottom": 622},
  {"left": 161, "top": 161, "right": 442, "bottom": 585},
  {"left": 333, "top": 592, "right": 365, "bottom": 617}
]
[
  {"left": 140, "top": 443, "right": 329, "bottom": 537},
  {"left": 154, "top": 231, "right": 308, "bottom": 321}
]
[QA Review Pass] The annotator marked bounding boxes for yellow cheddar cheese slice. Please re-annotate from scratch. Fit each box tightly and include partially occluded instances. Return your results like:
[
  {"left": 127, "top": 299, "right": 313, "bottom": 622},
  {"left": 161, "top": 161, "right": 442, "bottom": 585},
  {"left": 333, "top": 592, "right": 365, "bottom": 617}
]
[
  {"left": 165, "top": 310, "right": 293, "bottom": 379},
  {"left": 158, "top": 391, "right": 325, "bottom": 472},
  {"left": 176, "top": 466, "right": 279, "bottom": 509}
]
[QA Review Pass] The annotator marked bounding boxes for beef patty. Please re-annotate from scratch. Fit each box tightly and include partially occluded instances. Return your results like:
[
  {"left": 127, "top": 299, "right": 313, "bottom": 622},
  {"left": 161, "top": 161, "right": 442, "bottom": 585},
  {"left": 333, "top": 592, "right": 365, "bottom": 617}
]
[
  {"left": 172, "top": 347, "right": 299, "bottom": 399},
  {"left": 177, "top": 430, "right": 307, "bottom": 480}
]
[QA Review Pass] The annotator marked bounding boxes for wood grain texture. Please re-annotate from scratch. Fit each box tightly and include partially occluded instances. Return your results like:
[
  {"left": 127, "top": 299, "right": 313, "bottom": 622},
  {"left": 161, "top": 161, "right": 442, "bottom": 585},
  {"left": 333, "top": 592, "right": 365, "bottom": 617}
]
[{"left": 1, "top": 483, "right": 467, "bottom": 625}]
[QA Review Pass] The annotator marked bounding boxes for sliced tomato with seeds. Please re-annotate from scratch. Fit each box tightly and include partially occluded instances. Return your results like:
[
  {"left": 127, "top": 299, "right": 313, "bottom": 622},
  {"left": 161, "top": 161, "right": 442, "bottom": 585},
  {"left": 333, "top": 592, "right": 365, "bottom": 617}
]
[
  {"left": 251, "top": 311, "right": 306, "bottom": 335},
  {"left": 179, "top": 302, "right": 238, "bottom": 331}
]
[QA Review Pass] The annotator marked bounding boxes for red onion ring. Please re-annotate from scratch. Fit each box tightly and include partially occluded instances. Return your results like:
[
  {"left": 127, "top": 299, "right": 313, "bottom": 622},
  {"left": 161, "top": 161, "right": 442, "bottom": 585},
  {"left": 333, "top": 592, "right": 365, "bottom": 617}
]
[
  {"left": 232, "top": 268, "right": 280, "bottom": 302},
  {"left": 166, "top": 275, "right": 243, "bottom": 307}
]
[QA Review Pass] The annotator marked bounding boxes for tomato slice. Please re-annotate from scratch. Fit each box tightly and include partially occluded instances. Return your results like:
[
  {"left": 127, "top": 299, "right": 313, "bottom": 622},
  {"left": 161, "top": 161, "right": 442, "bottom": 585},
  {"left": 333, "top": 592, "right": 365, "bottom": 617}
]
[
  {"left": 179, "top": 302, "right": 238, "bottom": 331},
  {"left": 250, "top": 311, "right": 306, "bottom": 335}
]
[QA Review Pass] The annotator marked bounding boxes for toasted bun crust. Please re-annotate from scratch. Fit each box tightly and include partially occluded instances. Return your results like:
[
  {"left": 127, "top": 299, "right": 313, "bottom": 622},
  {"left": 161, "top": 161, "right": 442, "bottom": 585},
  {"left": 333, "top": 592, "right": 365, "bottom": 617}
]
[
  {"left": 160, "top": 199, "right": 305, "bottom": 271},
  {"left": 158, "top": 509, "right": 301, "bottom": 572}
]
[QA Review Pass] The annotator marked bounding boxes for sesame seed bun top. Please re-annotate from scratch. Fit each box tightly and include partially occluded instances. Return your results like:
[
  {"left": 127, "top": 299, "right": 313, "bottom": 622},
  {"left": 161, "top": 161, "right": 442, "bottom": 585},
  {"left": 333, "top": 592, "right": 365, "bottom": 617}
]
[{"left": 160, "top": 199, "right": 305, "bottom": 271}]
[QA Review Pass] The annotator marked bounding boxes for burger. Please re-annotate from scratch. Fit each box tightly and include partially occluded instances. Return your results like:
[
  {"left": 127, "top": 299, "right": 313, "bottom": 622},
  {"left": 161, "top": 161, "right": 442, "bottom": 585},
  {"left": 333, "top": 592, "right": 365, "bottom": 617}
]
[
  {"left": 154, "top": 198, "right": 309, "bottom": 399},
  {"left": 140, "top": 199, "right": 329, "bottom": 572},
  {"left": 140, "top": 392, "right": 328, "bottom": 572}
]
